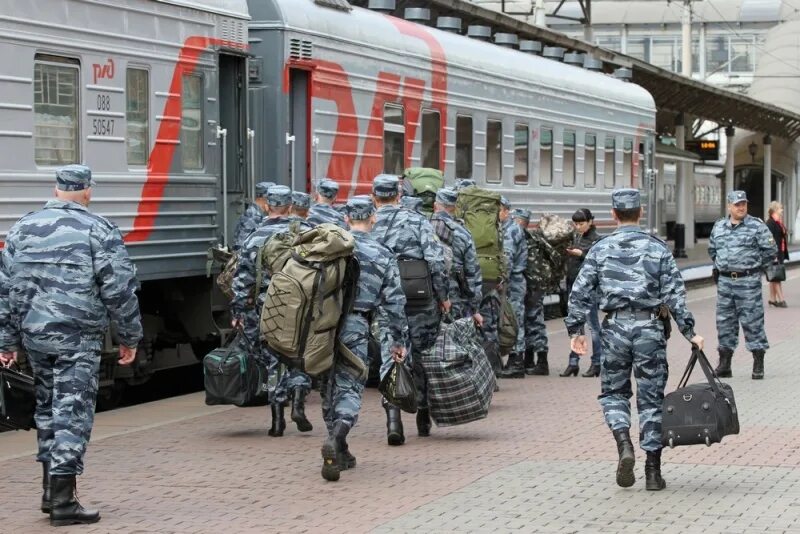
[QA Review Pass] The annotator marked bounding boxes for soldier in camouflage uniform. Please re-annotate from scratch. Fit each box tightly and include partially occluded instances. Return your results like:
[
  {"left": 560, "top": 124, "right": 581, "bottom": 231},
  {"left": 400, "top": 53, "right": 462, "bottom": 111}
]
[
  {"left": 400, "top": 195, "right": 424, "bottom": 214},
  {"left": 291, "top": 191, "right": 311, "bottom": 220},
  {"left": 231, "top": 186, "right": 314, "bottom": 437},
  {"left": 512, "top": 208, "right": 551, "bottom": 376},
  {"left": 320, "top": 196, "right": 409, "bottom": 482},
  {"left": 709, "top": 190, "right": 777, "bottom": 380},
  {"left": 498, "top": 197, "right": 528, "bottom": 378},
  {"left": 370, "top": 174, "right": 449, "bottom": 444},
  {"left": 232, "top": 181, "right": 273, "bottom": 251},
  {"left": 308, "top": 178, "right": 349, "bottom": 229},
  {"left": 454, "top": 178, "right": 476, "bottom": 191},
  {"left": 431, "top": 188, "right": 483, "bottom": 322},
  {"left": 566, "top": 188, "right": 703, "bottom": 491},
  {"left": 0, "top": 165, "right": 142, "bottom": 526}
]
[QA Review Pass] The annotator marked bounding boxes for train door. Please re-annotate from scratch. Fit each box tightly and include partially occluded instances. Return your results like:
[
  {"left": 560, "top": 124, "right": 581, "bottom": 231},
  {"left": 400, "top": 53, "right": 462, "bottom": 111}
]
[
  {"left": 288, "top": 69, "right": 310, "bottom": 192},
  {"left": 218, "top": 53, "right": 248, "bottom": 248},
  {"left": 641, "top": 137, "right": 656, "bottom": 232}
]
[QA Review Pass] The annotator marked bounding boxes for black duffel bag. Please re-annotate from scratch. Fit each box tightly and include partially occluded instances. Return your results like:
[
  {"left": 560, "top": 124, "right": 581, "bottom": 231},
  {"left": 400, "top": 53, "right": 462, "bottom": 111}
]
[
  {"left": 661, "top": 348, "right": 739, "bottom": 448},
  {"left": 0, "top": 363, "right": 36, "bottom": 431},
  {"left": 204, "top": 333, "right": 269, "bottom": 407}
]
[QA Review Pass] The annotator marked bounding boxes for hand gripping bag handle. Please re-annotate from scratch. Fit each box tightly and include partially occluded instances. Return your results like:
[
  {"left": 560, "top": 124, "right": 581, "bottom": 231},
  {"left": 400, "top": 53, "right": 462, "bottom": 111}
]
[{"left": 677, "top": 347, "right": 725, "bottom": 399}]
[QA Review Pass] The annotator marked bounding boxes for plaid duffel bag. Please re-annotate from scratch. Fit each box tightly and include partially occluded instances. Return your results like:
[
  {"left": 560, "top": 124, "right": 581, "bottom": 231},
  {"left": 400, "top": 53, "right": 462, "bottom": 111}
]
[{"left": 420, "top": 317, "right": 495, "bottom": 427}]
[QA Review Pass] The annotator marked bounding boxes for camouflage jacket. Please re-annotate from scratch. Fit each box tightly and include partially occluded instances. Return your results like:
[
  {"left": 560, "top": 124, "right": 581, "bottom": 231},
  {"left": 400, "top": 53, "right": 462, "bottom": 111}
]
[
  {"left": 502, "top": 218, "right": 528, "bottom": 276},
  {"left": 564, "top": 225, "right": 696, "bottom": 340},
  {"left": 430, "top": 211, "right": 482, "bottom": 312},
  {"left": 232, "top": 203, "right": 264, "bottom": 252},
  {"left": 0, "top": 200, "right": 142, "bottom": 352},
  {"left": 308, "top": 203, "right": 349, "bottom": 230},
  {"left": 709, "top": 215, "right": 777, "bottom": 271}
]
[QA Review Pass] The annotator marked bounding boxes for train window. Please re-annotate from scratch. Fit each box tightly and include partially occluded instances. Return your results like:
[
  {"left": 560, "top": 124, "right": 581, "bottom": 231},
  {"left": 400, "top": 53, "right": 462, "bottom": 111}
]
[
  {"left": 563, "top": 131, "right": 576, "bottom": 187},
  {"left": 33, "top": 55, "right": 80, "bottom": 166},
  {"left": 383, "top": 104, "right": 405, "bottom": 175},
  {"left": 604, "top": 136, "right": 616, "bottom": 188},
  {"left": 623, "top": 138, "right": 633, "bottom": 186},
  {"left": 421, "top": 109, "right": 440, "bottom": 170},
  {"left": 539, "top": 127, "right": 553, "bottom": 185},
  {"left": 181, "top": 74, "right": 203, "bottom": 170},
  {"left": 585, "top": 134, "right": 597, "bottom": 187},
  {"left": 486, "top": 120, "right": 502, "bottom": 183},
  {"left": 514, "top": 123, "right": 529, "bottom": 185},
  {"left": 127, "top": 68, "right": 149, "bottom": 166},
  {"left": 456, "top": 115, "right": 473, "bottom": 178}
]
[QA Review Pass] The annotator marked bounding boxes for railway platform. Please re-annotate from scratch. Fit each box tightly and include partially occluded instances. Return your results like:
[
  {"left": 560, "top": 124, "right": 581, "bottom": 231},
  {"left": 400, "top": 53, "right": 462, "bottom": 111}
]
[{"left": 2, "top": 274, "right": 800, "bottom": 533}]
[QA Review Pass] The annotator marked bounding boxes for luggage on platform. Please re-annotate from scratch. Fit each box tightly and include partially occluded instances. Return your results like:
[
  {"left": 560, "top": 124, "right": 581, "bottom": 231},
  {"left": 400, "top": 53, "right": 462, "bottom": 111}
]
[
  {"left": 661, "top": 348, "right": 740, "bottom": 448},
  {"left": 203, "top": 334, "right": 269, "bottom": 407},
  {"left": 0, "top": 363, "right": 36, "bottom": 431}
]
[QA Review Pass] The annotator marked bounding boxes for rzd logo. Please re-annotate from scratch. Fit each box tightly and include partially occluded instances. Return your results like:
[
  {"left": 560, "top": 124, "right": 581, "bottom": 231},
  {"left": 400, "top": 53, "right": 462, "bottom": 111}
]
[{"left": 92, "top": 58, "right": 115, "bottom": 84}]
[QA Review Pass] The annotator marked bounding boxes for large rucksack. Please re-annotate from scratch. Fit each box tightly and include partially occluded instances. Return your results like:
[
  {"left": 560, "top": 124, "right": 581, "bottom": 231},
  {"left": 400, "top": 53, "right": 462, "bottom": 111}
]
[
  {"left": 524, "top": 230, "right": 561, "bottom": 292},
  {"left": 455, "top": 187, "right": 506, "bottom": 283},
  {"left": 259, "top": 224, "right": 358, "bottom": 377},
  {"left": 403, "top": 167, "right": 444, "bottom": 217}
]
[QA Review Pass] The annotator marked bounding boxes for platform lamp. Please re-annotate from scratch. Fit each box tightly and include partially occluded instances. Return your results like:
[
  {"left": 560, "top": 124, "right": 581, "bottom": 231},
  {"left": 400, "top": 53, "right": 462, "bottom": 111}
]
[{"left": 749, "top": 140, "right": 758, "bottom": 163}]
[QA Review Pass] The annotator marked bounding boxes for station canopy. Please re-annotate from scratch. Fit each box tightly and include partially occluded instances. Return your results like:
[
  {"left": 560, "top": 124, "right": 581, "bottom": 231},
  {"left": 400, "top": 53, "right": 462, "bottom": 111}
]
[{"left": 348, "top": 0, "right": 800, "bottom": 140}]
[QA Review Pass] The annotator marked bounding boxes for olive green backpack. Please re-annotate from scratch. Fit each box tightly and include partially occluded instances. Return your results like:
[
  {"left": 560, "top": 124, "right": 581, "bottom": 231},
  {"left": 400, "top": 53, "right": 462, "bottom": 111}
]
[
  {"left": 455, "top": 186, "right": 506, "bottom": 283},
  {"left": 403, "top": 167, "right": 444, "bottom": 217}
]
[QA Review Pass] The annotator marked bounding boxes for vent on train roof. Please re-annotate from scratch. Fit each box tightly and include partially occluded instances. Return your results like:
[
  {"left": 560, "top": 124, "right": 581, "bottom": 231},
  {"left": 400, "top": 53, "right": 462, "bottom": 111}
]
[
  {"left": 437, "top": 16, "right": 462, "bottom": 33},
  {"left": 519, "top": 40, "right": 543, "bottom": 55},
  {"left": 368, "top": 0, "right": 395, "bottom": 11},
  {"left": 219, "top": 18, "right": 246, "bottom": 46},
  {"left": 405, "top": 8, "right": 430, "bottom": 22},
  {"left": 614, "top": 67, "right": 633, "bottom": 82},
  {"left": 315, "top": 0, "right": 352, "bottom": 11},
  {"left": 494, "top": 33, "right": 518, "bottom": 48},
  {"left": 543, "top": 46, "right": 565, "bottom": 61},
  {"left": 289, "top": 39, "right": 314, "bottom": 60},
  {"left": 564, "top": 52, "right": 584, "bottom": 67},
  {"left": 467, "top": 25, "right": 492, "bottom": 41},
  {"left": 584, "top": 56, "right": 603, "bottom": 71}
]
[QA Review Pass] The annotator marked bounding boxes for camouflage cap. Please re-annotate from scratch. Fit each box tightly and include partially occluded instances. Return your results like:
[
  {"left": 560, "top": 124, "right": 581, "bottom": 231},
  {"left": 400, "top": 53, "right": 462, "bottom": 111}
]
[
  {"left": 255, "top": 181, "right": 275, "bottom": 198},
  {"left": 56, "top": 164, "right": 95, "bottom": 192},
  {"left": 372, "top": 174, "right": 400, "bottom": 198},
  {"left": 266, "top": 185, "right": 292, "bottom": 207},
  {"left": 455, "top": 178, "right": 476, "bottom": 191},
  {"left": 727, "top": 190, "right": 747, "bottom": 204},
  {"left": 317, "top": 178, "right": 340, "bottom": 199},
  {"left": 435, "top": 187, "right": 458, "bottom": 206},
  {"left": 500, "top": 196, "right": 511, "bottom": 209},
  {"left": 346, "top": 195, "right": 375, "bottom": 220},
  {"left": 511, "top": 208, "right": 531, "bottom": 223},
  {"left": 292, "top": 191, "right": 311, "bottom": 209},
  {"left": 401, "top": 196, "right": 423, "bottom": 210},
  {"left": 611, "top": 188, "right": 641, "bottom": 209}
]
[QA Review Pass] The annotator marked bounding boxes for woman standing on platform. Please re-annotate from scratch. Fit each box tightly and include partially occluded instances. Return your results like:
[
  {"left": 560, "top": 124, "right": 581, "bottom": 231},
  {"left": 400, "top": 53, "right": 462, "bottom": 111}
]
[{"left": 766, "top": 201, "right": 789, "bottom": 307}]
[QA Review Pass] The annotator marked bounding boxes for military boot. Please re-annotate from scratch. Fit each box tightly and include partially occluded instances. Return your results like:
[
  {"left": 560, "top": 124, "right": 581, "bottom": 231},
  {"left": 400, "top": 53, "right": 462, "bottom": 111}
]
[
  {"left": 416, "top": 407, "right": 432, "bottom": 437},
  {"left": 530, "top": 352, "right": 549, "bottom": 376},
  {"left": 268, "top": 403, "right": 286, "bottom": 437},
  {"left": 499, "top": 353, "right": 525, "bottom": 378},
  {"left": 524, "top": 348, "right": 537, "bottom": 375},
  {"left": 645, "top": 449, "right": 666, "bottom": 491},
  {"left": 715, "top": 348, "right": 733, "bottom": 378},
  {"left": 41, "top": 461, "right": 51, "bottom": 514},
  {"left": 385, "top": 404, "right": 405, "bottom": 446},
  {"left": 752, "top": 350, "right": 765, "bottom": 380},
  {"left": 49, "top": 475, "right": 100, "bottom": 526},
  {"left": 334, "top": 422, "right": 356, "bottom": 470},
  {"left": 290, "top": 389, "right": 313, "bottom": 432},
  {"left": 612, "top": 428, "right": 636, "bottom": 488},
  {"left": 321, "top": 435, "right": 341, "bottom": 482}
]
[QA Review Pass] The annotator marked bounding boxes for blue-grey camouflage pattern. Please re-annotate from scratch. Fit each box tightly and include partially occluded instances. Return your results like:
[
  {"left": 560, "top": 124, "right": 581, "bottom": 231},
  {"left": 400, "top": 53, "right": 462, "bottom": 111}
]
[
  {"left": 308, "top": 203, "right": 349, "bottom": 230},
  {"left": 727, "top": 190, "right": 747, "bottom": 204},
  {"left": 320, "top": 230, "right": 408, "bottom": 432},
  {"left": 345, "top": 195, "right": 375, "bottom": 220},
  {"left": 292, "top": 191, "right": 311, "bottom": 209},
  {"left": 266, "top": 185, "right": 292, "bottom": 207},
  {"left": 231, "top": 216, "right": 314, "bottom": 400},
  {"left": 0, "top": 199, "right": 142, "bottom": 475},
  {"left": 372, "top": 174, "right": 400, "bottom": 197},
  {"left": 431, "top": 211, "right": 482, "bottom": 318},
  {"left": 400, "top": 196, "right": 423, "bottom": 213},
  {"left": 316, "top": 178, "right": 340, "bottom": 199},
  {"left": 255, "top": 181, "right": 274, "bottom": 198},
  {"left": 502, "top": 218, "right": 527, "bottom": 354},
  {"left": 611, "top": 188, "right": 641, "bottom": 209},
  {"left": 709, "top": 214, "right": 776, "bottom": 351},
  {"left": 565, "top": 225, "right": 697, "bottom": 452},
  {"left": 55, "top": 164, "right": 95, "bottom": 191},
  {"left": 232, "top": 203, "right": 264, "bottom": 251},
  {"left": 524, "top": 288, "right": 548, "bottom": 352}
]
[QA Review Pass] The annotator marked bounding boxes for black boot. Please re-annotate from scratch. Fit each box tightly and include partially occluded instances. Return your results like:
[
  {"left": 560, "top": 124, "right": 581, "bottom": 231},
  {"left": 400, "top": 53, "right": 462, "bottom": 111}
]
[
  {"left": 582, "top": 364, "right": 600, "bottom": 377},
  {"left": 268, "top": 403, "right": 286, "bottom": 437},
  {"left": 416, "top": 408, "right": 432, "bottom": 437},
  {"left": 645, "top": 449, "right": 666, "bottom": 491},
  {"left": 385, "top": 404, "right": 405, "bottom": 446},
  {"left": 612, "top": 428, "right": 636, "bottom": 488},
  {"left": 559, "top": 364, "right": 579, "bottom": 377},
  {"left": 291, "top": 389, "right": 313, "bottom": 432},
  {"left": 524, "top": 348, "right": 537, "bottom": 375},
  {"left": 41, "top": 462, "right": 51, "bottom": 514},
  {"left": 49, "top": 475, "right": 100, "bottom": 526},
  {"left": 715, "top": 348, "right": 733, "bottom": 378},
  {"left": 499, "top": 353, "right": 525, "bottom": 378},
  {"left": 752, "top": 350, "right": 765, "bottom": 380},
  {"left": 530, "top": 352, "right": 549, "bottom": 376},
  {"left": 334, "top": 422, "right": 356, "bottom": 470},
  {"left": 321, "top": 422, "right": 351, "bottom": 482}
]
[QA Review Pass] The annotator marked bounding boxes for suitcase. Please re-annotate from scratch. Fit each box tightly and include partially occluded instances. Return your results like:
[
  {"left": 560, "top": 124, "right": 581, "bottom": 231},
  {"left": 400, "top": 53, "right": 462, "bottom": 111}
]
[
  {"left": 661, "top": 348, "right": 739, "bottom": 448},
  {"left": 203, "top": 334, "right": 269, "bottom": 407},
  {"left": 0, "top": 364, "right": 36, "bottom": 431}
]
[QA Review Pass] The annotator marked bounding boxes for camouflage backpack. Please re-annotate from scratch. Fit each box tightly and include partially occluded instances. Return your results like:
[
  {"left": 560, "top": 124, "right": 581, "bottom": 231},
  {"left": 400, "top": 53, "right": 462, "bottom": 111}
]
[
  {"left": 210, "top": 247, "right": 237, "bottom": 300},
  {"left": 524, "top": 230, "right": 562, "bottom": 292}
]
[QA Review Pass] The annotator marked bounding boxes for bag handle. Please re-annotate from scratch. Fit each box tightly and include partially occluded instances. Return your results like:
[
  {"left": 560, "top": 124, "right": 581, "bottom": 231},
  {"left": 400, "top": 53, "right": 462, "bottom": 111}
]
[{"left": 677, "top": 347, "right": 725, "bottom": 398}]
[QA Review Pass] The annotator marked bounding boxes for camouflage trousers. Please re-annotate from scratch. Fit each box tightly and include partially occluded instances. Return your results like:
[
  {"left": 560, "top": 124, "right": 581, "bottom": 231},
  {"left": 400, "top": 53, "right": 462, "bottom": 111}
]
[
  {"left": 450, "top": 296, "right": 473, "bottom": 320},
  {"left": 524, "top": 288, "right": 549, "bottom": 353},
  {"left": 27, "top": 340, "right": 102, "bottom": 476},
  {"left": 598, "top": 315, "right": 668, "bottom": 452},
  {"left": 478, "top": 285, "right": 502, "bottom": 373},
  {"left": 716, "top": 275, "right": 769, "bottom": 352},
  {"left": 507, "top": 272, "right": 526, "bottom": 355},
  {"left": 320, "top": 316, "right": 369, "bottom": 434},
  {"left": 407, "top": 303, "right": 441, "bottom": 410}
]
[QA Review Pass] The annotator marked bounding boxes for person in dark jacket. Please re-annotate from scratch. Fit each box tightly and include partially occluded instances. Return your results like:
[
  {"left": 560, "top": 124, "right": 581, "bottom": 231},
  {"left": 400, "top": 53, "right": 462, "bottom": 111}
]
[
  {"left": 765, "top": 201, "right": 789, "bottom": 307},
  {"left": 561, "top": 209, "right": 603, "bottom": 377}
]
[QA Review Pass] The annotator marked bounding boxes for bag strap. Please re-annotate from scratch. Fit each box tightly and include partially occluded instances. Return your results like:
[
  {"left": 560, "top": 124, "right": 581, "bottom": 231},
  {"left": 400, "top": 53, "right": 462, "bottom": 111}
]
[{"left": 677, "top": 348, "right": 725, "bottom": 398}]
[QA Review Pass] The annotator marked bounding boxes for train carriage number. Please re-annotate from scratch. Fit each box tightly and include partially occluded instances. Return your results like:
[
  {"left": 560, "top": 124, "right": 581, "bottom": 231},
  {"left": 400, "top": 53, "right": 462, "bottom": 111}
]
[{"left": 93, "top": 93, "right": 114, "bottom": 136}]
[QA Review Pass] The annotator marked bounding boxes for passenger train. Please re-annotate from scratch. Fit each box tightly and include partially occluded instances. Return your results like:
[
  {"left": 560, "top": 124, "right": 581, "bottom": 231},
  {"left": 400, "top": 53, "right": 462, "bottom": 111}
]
[{"left": 0, "top": 0, "right": 667, "bottom": 401}]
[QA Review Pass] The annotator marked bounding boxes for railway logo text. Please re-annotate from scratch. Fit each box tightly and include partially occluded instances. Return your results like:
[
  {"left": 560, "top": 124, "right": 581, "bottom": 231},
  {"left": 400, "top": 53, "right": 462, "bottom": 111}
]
[{"left": 92, "top": 58, "right": 115, "bottom": 84}]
